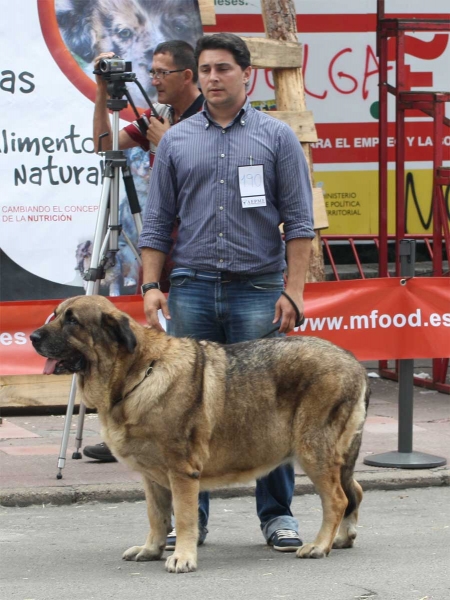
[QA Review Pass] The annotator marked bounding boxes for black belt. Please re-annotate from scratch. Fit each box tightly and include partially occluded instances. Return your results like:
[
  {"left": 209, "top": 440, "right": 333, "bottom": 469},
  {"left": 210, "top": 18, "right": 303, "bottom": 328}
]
[{"left": 171, "top": 268, "right": 259, "bottom": 282}]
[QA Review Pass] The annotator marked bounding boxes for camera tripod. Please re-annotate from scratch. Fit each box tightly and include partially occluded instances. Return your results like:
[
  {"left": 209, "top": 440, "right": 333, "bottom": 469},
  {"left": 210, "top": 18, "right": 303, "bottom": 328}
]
[{"left": 56, "top": 74, "right": 147, "bottom": 479}]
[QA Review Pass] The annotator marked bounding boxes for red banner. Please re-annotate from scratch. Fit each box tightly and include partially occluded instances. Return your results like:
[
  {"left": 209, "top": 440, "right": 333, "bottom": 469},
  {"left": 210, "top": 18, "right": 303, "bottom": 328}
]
[{"left": 0, "top": 278, "right": 449, "bottom": 376}]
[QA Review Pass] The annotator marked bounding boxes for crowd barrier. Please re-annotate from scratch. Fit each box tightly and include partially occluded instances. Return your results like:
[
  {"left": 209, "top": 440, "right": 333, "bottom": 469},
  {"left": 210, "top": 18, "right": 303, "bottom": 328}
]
[{"left": 1, "top": 277, "right": 449, "bottom": 377}]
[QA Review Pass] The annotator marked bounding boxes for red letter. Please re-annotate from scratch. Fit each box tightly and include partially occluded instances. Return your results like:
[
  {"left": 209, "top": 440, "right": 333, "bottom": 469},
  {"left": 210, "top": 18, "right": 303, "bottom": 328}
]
[
  {"left": 328, "top": 48, "right": 358, "bottom": 95},
  {"left": 303, "top": 44, "right": 328, "bottom": 100}
]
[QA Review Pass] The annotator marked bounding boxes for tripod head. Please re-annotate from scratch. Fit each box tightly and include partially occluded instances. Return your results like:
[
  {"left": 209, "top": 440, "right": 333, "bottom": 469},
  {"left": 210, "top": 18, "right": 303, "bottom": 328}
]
[{"left": 105, "top": 73, "right": 138, "bottom": 104}]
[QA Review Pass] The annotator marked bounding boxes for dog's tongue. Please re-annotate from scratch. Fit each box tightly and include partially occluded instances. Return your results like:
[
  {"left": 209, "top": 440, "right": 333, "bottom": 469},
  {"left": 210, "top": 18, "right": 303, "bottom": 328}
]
[{"left": 43, "top": 359, "right": 58, "bottom": 375}]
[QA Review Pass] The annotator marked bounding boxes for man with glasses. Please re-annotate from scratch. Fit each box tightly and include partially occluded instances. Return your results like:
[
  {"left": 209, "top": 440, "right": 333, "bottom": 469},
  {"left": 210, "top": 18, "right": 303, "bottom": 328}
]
[
  {"left": 84, "top": 40, "right": 203, "bottom": 466},
  {"left": 92, "top": 40, "right": 203, "bottom": 159}
]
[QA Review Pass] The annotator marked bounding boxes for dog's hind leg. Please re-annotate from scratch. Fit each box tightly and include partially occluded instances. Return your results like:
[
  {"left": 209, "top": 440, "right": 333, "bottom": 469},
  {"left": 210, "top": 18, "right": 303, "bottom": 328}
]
[
  {"left": 295, "top": 382, "right": 368, "bottom": 559},
  {"left": 333, "top": 478, "right": 363, "bottom": 549},
  {"left": 333, "top": 431, "right": 364, "bottom": 549},
  {"left": 123, "top": 477, "right": 172, "bottom": 562},
  {"left": 165, "top": 472, "right": 200, "bottom": 573},
  {"left": 296, "top": 459, "right": 348, "bottom": 559}
]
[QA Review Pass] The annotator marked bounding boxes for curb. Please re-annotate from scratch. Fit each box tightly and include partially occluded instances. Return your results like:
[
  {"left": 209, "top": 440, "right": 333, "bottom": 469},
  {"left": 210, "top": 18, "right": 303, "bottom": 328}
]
[{"left": 1, "top": 467, "right": 449, "bottom": 508}]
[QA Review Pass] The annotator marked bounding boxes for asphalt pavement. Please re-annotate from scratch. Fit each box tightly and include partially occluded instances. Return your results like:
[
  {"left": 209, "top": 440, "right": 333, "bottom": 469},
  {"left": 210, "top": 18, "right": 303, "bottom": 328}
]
[
  {"left": 0, "top": 364, "right": 449, "bottom": 507},
  {"left": 1, "top": 488, "right": 449, "bottom": 600}
]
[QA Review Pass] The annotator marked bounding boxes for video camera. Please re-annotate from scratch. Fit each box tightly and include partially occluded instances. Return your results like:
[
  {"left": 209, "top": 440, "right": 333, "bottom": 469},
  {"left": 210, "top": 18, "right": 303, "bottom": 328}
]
[
  {"left": 93, "top": 56, "right": 136, "bottom": 84},
  {"left": 93, "top": 55, "right": 162, "bottom": 126},
  {"left": 97, "top": 57, "right": 132, "bottom": 75}
]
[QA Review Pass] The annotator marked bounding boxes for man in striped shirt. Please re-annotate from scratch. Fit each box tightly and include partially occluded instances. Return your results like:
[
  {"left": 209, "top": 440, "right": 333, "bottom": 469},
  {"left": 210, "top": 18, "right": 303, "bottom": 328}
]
[
  {"left": 83, "top": 41, "right": 203, "bottom": 465},
  {"left": 139, "top": 34, "right": 315, "bottom": 553}
]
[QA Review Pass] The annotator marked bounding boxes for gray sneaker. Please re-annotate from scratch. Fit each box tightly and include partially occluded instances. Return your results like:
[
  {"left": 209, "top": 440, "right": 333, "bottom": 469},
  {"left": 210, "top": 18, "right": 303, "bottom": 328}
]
[
  {"left": 165, "top": 526, "right": 208, "bottom": 551},
  {"left": 268, "top": 529, "right": 302, "bottom": 552}
]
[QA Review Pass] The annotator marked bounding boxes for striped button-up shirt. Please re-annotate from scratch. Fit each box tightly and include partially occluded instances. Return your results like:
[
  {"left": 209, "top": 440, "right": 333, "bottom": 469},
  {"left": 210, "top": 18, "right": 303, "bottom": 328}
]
[{"left": 138, "top": 98, "right": 315, "bottom": 274}]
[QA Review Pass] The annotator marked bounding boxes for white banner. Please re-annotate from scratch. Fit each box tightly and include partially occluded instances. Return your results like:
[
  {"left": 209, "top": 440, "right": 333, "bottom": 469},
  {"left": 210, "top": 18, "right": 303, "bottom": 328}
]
[{"left": 0, "top": 0, "right": 203, "bottom": 296}]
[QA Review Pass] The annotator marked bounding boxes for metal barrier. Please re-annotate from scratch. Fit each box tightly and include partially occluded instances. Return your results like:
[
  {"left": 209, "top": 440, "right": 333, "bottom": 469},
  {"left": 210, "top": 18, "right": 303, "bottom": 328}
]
[
  {"left": 321, "top": 234, "right": 449, "bottom": 394},
  {"left": 318, "top": 3, "right": 450, "bottom": 393}
]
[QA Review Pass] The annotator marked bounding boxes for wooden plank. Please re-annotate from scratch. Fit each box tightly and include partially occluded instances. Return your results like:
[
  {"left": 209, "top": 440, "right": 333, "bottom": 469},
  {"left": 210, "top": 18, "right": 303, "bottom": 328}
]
[
  {"left": 240, "top": 37, "right": 302, "bottom": 69},
  {"left": 0, "top": 374, "right": 78, "bottom": 409},
  {"left": 260, "top": 0, "right": 325, "bottom": 282},
  {"left": 198, "top": 0, "right": 216, "bottom": 26},
  {"left": 262, "top": 110, "right": 318, "bottom": 142},
  {"left": 312, "top": 187, "right": 329, "bottom": 230}
]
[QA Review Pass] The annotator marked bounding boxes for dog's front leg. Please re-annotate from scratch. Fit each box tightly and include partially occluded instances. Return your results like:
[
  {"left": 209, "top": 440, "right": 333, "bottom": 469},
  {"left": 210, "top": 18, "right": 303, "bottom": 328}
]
[
  {"left": 123, "top": 477, "right": 171, "bottom": 562},
  {"left": 165, "top": 473, "right": 199, "bottom": 573}
]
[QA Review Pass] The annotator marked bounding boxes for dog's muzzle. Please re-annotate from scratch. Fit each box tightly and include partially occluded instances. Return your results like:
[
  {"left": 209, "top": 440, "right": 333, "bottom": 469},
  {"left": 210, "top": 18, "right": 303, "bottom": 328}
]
[{"left": 30, "top": 329, "right": 86, "bottom": 375}]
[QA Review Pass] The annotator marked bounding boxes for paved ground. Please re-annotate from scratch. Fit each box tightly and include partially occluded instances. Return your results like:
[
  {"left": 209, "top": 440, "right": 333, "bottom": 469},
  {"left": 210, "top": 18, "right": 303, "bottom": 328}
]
[
  {"left": 0, "top": 363, "right": 448, "bottom": 507},
  {"left": 1, "top": 488, "right": 449, "bottom": 600}
]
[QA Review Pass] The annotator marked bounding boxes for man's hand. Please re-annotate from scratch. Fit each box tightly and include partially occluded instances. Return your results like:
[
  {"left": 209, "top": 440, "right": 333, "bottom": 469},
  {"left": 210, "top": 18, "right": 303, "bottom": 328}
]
[
  {"left": 273, "top": 289, "right": 304, "bottom": 334},
  {"left": 143, "top": 289, "right": 171, "bottom": 332},
  {"left": 146, "top": 117, "right": 170, "bottom": 146}
]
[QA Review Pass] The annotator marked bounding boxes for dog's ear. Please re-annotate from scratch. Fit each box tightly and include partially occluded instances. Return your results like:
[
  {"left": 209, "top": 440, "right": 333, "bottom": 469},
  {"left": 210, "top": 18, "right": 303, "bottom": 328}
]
[
  {"left": 101, "top": 313, "right": 137, "bottom": 353},
  {"left": 56, "top": 3, "right": 97, "bottom": 63}
]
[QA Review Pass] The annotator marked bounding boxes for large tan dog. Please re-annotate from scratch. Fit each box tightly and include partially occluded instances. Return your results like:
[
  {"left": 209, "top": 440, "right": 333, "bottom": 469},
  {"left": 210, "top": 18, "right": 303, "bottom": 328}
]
[{"left": 31, "top": 295, "right": 370, "bottom": 573}]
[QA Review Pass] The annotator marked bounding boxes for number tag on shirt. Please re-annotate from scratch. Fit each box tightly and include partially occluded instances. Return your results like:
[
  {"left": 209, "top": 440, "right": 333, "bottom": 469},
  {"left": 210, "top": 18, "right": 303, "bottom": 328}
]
[{"left": 238, "top": 164, "right": 266, "bottom": 208}]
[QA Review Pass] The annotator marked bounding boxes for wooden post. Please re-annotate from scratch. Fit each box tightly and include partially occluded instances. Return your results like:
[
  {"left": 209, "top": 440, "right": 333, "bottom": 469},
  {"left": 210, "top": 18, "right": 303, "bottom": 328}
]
[{"left": 260, "top": 0, "right": 325, "bottom": 282}]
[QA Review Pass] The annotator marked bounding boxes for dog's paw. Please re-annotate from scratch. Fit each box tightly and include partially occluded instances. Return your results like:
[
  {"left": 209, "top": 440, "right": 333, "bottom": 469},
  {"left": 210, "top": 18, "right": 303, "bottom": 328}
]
[
  {"left": 122, "top": 545, "right": 163, "bottom": 561},
  {"left": 165, "top": 552, "right": 197, "bottom": 573},
  {"left": 333, "top": 523, "right": 357, "bottom": 549},
  {"left": 332, "top": 537, "right": 355, "bottom": 549},
  {"left": 296, "top": 543, "right": 328, "bottom": 559}
]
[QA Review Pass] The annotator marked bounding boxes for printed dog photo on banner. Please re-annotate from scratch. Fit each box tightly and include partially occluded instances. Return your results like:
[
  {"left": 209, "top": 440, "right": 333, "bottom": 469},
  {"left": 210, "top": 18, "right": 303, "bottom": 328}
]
[
  {"left": 55, "top": 0, "right": 203, "bottom": 295},
  {"left": 55, "top": 0, "right": 203, "bottom": 107}
]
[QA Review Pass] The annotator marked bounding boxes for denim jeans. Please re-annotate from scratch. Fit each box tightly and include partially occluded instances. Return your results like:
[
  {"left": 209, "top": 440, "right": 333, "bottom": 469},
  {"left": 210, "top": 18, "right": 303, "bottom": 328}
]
[{"left": 167, "top": 269, "right": 299, "bottom": 542}]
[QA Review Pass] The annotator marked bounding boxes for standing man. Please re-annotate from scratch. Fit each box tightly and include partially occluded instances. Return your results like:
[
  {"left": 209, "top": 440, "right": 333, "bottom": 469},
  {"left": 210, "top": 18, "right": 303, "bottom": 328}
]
[
  {"left": 138, "top": 33, "right": 315, "bottom": 552},
  {"left": 83, "top": 40, "right": 203, "bottom": 464}
]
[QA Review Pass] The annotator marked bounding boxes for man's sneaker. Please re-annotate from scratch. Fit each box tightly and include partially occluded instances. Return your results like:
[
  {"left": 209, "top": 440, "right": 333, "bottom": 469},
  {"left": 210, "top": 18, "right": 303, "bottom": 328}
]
[
  {"left": 165, "top": 528, "right": 177, "bottom": 551},
  {"left": 268, "top": 529, "right": 303, "bottom": 552},
  {"left": 165, "top": 526, "right": 208, "bottom": 551},
  {"left": 82, "top": 442, "right": 117, "bottom": 462}
]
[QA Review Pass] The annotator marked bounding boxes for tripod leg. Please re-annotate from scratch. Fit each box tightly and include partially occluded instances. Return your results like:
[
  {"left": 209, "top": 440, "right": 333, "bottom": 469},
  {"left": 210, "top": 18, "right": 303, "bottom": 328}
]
[
  {"left": 132, "top": 212, "right": 143, "bottom": 237},
  {"left": 121, "top": 229, "right": 142, "bottom": 265},
  {"left": 57, "top": 179, "right": 110, "bottom": 474},
  {"left": 85, "top": 178, "right": 112, "bottom": 295},
  {"left": 122, "top": 165, "right": 143, "bottom": 237},
  {"left": 56, "top": 375, "right": 78, "bottom": 479}
]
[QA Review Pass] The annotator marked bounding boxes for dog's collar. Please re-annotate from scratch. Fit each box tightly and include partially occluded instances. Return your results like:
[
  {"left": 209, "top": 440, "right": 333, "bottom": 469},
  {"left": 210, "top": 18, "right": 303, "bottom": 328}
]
[{"left": 114, "top": 360, "right": 156, "bottom": 406}]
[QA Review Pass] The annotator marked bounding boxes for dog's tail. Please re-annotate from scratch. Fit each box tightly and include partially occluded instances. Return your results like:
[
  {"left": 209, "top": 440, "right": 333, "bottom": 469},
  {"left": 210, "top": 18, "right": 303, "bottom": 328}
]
[{"left": 340, "top": 381, "right": 370, "bottom": 517}]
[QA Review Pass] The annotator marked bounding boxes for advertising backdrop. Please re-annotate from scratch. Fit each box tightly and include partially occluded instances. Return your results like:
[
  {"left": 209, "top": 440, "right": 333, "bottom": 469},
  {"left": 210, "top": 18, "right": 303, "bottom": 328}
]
[
  {"left": 0, "top": 0, "right": 203, "bottom": 300},
  {"left": 1, "top": 278, "right": 449, "bottom": 376},
  {"left": 208, "top": 0, "right": 450, "bottom": 236}
]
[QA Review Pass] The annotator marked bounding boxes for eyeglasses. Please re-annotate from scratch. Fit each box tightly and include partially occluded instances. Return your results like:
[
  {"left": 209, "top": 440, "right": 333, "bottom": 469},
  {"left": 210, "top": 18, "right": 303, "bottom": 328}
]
[{"left": 149, "top": 69, "right": 186, "bottom": 80}]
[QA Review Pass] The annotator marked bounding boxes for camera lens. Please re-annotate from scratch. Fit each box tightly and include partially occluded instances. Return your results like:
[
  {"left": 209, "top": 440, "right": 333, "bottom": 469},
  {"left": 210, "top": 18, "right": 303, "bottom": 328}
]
[{"left": 98, "top": 59, "right": 109, "bottom": 73}]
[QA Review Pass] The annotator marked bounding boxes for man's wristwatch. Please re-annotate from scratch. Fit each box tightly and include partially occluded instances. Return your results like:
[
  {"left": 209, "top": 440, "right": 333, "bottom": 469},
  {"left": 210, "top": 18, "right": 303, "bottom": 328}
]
[{"left": 141, "top": 282, "right": 161, "bottom": 297}]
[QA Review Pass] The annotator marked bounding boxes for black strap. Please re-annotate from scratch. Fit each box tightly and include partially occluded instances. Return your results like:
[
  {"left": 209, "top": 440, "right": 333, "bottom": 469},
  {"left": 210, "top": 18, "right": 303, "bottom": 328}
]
[
  {"left": 281, "top": 291, "right": 304, "bottom": 328},
  {"left": 113, "top": 360, "right": 156, "bottom": 406},
  {"left": 260, "top": 292, "right": 304, "bottom": 339}
]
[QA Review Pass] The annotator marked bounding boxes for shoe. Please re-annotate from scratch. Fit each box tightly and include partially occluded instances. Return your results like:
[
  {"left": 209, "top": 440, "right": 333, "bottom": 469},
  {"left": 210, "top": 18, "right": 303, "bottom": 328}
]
[
  {"left": 165, "top": 528, "right": 177, "bottom": 551},
  {"left": 165, "top": 525, "right": 208, "bottom": 551},
  {"left": 82, "top": 442, "right": 117, "bottom": 462},
  {"left": 268, "top": 529, "right": 303, "bottom": 552}
]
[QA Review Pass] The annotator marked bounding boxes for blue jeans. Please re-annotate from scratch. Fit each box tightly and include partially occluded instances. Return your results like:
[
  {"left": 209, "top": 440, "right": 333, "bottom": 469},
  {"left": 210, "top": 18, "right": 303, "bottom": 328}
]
[{"left": 167, "top": 269, "right": 298, "bottom": 542}]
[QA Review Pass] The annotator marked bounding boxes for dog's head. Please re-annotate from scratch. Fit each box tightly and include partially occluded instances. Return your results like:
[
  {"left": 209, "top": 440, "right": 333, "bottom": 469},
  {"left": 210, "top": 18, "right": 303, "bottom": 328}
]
[
  {"left": 30, "top": 295, "right": 137, "bottom": 376},
  {"left": 56, "top": 0, "right": 203, "bottom": 104}
]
